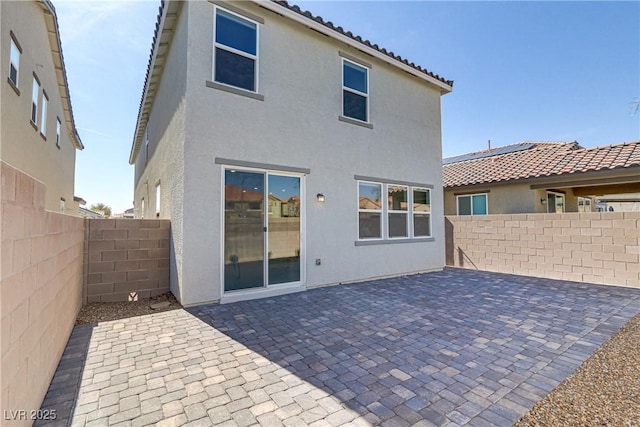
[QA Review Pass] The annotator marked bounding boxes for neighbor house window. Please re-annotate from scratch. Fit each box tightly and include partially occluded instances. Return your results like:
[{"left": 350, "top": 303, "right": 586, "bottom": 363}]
[
  {"left": 141, "top": 198, "right": 145, "bottom": 219},
  {"left": 388, "top": 185, "right": 408, "bottom": 238},
  {"left": 144, "top": 130, "right": 149, "bottom": 165},
  {"left": 457, "top": 193, "right": 487, "bottom": 216},
  {"left": 40, "top": 92, "right": 48, "bottom": 137},
  {"left": 155, "top": 183, "right": 161, "bottom": 217},
  {"left": 9, "top": 35, "right": 21, "bottom": 88},
  {"left": 59, "top": 198, "right": 65, "bottom": 213},
  {"left": 55, "top": 118, "right": 61, "bottom": 148},
  {"left": 547, "top": 192, "right": 565, "bottom": 213},
  {"left": 413, "top": 188, "right": 431, "bottom": 237},
  {"left": 342, "top": 59, "right": 369, "bottom": 122},
  {"left": 213, "top": 7, "right": 258, "bottom": 92},
  {"left": 358, "top": 182, "right": 382, "bottom": 239},
  {"left": 31, "top": 76, "right": 40, "bottom": 125},
  {"left": 358, "top": 181, "right": 433, "bottom": 241},
  {"left": 578, "top": 197, "right": 591, "bottom": 213}
]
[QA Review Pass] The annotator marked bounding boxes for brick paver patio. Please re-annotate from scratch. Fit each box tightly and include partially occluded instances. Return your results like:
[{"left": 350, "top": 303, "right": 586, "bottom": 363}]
[{"left": 40, "top": 268, "right": 640, "bottom": 426}]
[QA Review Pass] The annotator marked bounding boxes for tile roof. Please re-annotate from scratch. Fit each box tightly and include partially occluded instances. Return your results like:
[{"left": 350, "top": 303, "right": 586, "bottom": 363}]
[
  {"left": 443, "top": 141, "right": 640, "bottom": 188},
  {"left": 39, "top": 0, "right": 83, "bottom": 150},
  {"left": 273, "top": 1, "right": 453, "bottom": 87}
]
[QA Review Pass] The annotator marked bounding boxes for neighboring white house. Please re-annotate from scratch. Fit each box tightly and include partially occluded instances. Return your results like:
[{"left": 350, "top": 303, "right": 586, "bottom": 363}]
[
  {"left": 129, "top": 0, "right": 453, "bottom": 305},
  {"left": 1, "top": 0, "right": 83, "bottom": 214}
]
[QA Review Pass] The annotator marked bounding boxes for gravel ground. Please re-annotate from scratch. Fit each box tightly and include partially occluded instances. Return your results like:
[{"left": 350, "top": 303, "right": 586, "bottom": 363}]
[
  {"left": 75, "top": 292, "right": 181, "bottom": 324},
  {"left": 515, "top": 312, "right": 640, "bottom": 427}
]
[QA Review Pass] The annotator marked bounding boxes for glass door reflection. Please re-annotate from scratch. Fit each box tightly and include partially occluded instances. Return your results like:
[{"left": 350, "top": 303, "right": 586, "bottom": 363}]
[
  {"left": 267, "top": 175, "right": 301, "bottom": 285},
  {"left": 224, "top": 170, "right": 265, "bottom": 291}
]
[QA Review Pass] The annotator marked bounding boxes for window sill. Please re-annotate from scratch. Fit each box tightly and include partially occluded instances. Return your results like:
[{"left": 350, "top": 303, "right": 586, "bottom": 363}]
[
  {"left": 7, "top": 78, "right": 20, "bottom": 96},
  {"left": 30, "top": 120, "right": 38, "bottom": 131},
  {"left": 339, "top": 115, "right": 373, "bottom": 129},
  {"left": 355, "top": 237, "right": 434, "bottom": 246},
  {"left": 40, "top": 132, "right": 46, "bottom": 141},
  {"left": 206, "top": 80, "right": 264, "bottom": 101}
]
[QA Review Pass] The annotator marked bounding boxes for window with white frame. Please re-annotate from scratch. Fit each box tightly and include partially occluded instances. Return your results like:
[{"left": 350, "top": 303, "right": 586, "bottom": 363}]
[
  {"left": 40, "top": 92, "right": 48, "bottom": 137},
  {"left": 413, "top": 188, "right": 431, "bottom": 237},
  {"left": 155, "top": 183, "right": 161, "bottom": 217},
  {"left": 31, "top": 76, "right": 40, "bottom": 125},
  {"left": 547, "top": 191, "right": 565, "bottom": 213},
  {"left": 358, "top": 181, "right": 432, "bottom": 241},
  {"left": 213, "top": 7, "right": 258, "bottom": 92},
  {"left": 578, "top": 196, "right": 591, "bottom": 213},
  {"left": 59, "top": 198, "right": 65, "bottom": 213},
  {"left": 56, "top": 118, "right": 61, "bottom": 148},
  {"left": 144, "top": 130, "right": 149, "bottom": 164},
  {"left": 9, "top": 35, "right": 21, "bottom": 88},
  {"left": 140, "top": 198, "right": 145, "bottom": 219},
  {"left": 388, "top": 185, "right": 408, "bottom": 238},
  {"left": 358, "top": 182, "right": 382, "bottom": 239},
  {"left": 457, "top": 193, "right": 487, "bottom": 216},
  {"left": 342, "top": 59, "right": 369, "bottom": 122}
]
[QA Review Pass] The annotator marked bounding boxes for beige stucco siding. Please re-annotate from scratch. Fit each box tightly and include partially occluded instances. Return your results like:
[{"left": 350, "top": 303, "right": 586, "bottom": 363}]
[
  {"left": 174, "top": 1, "right": 445, "bottom": 305},
  {"left": 0, "top": 1, "right": 77, "bottom": 214},
  {"left": 444, "top": 183, "right": 582, "bottom": 215}
]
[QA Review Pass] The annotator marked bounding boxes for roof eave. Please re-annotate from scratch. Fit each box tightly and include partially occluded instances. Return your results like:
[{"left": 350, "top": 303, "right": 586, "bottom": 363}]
[
  {"left": 256, "top": 1, "right": 453, "bottom": 94},
  {"left": 39, "top": 0, "right": 83, "bottom": 151}
]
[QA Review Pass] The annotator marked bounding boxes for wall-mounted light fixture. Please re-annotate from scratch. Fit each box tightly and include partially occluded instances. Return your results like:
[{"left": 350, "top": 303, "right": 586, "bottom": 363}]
[
  {"left": 540, "top": 198, "right": 547, "bottom": 205},
  {"left": 317, "top": 193, "right": 326, "bottom": 202}
]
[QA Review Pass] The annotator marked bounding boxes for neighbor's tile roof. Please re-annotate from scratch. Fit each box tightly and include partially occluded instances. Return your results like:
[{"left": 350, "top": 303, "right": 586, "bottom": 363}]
[{"left": 443, "top": 141, "right": 640, "bottom": 188}]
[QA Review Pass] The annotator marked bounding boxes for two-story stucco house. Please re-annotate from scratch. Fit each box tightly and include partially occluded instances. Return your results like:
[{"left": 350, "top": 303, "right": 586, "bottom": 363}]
[
  {"left": 1, "top": 0, "right": 83, "bottom": 214},
  {"left": 129, "top": 0, "right": 453, "bottom": 306}
]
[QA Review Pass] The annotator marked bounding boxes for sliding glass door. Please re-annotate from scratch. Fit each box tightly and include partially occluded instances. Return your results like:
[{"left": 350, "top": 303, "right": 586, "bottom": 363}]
[{"left": 223, "top": 169, "right": 302, "bottom": 292}]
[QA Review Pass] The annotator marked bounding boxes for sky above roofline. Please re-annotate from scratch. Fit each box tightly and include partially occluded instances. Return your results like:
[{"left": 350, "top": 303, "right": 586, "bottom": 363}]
[{"left": 53, "top": 0, "right": 639, "bottom": 213}]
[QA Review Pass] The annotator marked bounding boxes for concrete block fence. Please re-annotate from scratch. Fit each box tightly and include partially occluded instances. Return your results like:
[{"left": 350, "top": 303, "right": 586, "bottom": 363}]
[
  {"left": 1, "top": 162, "right": 84, "bottom": 425},
  {"left": 84, "top": 219, "right": 170, "bottom": 302},
  {"left": 1, "top": 161, "right": 171, "bottom": 423},
  {"left": 446, "top": 212, "right": 640, "bottom": 288}
]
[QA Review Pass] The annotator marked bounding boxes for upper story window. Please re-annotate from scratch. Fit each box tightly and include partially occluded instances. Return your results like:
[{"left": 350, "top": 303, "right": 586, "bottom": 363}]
[
  {"left": 457, "top": 193, "right": 487, "bottom": 216},
  {"left": 31, "top": 76, "right": 40, "bottom": 125},
  {"left": 56, "top": 118, "right": 61, "bottom": 148},
  {"left": 342, "top": 59, "right": 369, "bottom": 122},
  {"left": 144, "top": 129, "right": 149, "bottom": 164},
  {"left": 9, "top": 34, "right": 21, "bottom": 88},
  {"left": 40, "top": 92, "right": 48, "bottom": 137},
  {"left": 155, "top": 183, "right": 161, "bottom": 217},
  {"left": 214, "top": 7, "right": 258, "bottom": 92}
]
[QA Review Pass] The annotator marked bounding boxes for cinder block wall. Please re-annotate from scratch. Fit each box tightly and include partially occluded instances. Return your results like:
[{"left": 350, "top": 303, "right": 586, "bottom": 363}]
[
  {"left": 84, "top": 219, "right": 170, "bottom": 302},
  {"left": 445, "top": 212, "right": 640, "bottom": 288},
  {"left": 0, "top": 162, "right": 85, "bottom": 424}
]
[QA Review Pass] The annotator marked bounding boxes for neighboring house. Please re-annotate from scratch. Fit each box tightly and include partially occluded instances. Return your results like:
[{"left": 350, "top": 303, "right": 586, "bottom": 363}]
[
  {"left": 1, "top": 0, "right": 83, "bottom": 214},
  {"left": 79, "top": 206, "right": 105, "bottom": 219},
  {"left": 129, "top": 0, "right": 453, "bottom": 305},
  {"left": 443, "top": 141, "right": 640, "bottom": 215},
  {"left": 596, "top": 193, "right": 640, "bottom": 212}
]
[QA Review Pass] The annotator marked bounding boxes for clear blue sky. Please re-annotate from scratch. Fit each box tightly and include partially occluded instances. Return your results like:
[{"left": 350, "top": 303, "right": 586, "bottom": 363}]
[{"left": 55, "top": 1, "right": 640, "bottom": 213}]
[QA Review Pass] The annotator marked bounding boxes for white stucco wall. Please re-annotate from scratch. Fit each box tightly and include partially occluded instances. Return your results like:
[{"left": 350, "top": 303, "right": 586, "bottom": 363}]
[
  {"left": 136, "top": 1, "right": 449, "bottom": 306},
  {"left": 0, "top": 1, "right": 78, "bottom": 214}
]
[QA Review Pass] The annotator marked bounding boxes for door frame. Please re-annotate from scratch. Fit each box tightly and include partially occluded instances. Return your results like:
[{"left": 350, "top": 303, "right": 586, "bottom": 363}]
[{"left": 219, "top": 164, "right": 306, "bottom": 304}]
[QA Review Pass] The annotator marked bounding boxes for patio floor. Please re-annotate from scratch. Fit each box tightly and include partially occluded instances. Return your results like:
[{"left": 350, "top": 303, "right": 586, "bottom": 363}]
[{"left": 39, "top": 268, "right": 640, "bottom": 426}]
